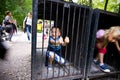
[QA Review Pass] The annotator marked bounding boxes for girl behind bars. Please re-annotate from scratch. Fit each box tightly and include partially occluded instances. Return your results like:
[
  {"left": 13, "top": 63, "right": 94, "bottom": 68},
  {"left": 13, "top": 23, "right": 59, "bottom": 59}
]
[{"left": 94, "top": 26, "right": 120, "bottom": 73}]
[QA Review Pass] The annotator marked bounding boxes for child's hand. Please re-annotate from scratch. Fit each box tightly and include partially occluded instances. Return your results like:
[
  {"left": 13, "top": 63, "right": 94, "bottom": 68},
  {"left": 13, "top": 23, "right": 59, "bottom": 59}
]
[
  {"left": 64, "top": 36, "right": 69, "bottom": 43},
  {"left": 59, "top": 37, "right": 64, "bottom": 44}
]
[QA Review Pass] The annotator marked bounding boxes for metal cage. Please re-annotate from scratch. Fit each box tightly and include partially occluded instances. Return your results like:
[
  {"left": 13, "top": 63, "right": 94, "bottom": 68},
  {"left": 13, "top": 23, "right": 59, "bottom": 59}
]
[
  {"left": 32, "top": 0, "right": 93, "bottom": 80},
  {"left": 86, "top": 9, "right": 120, "bottom": 80},
  {"left": 32, "top": 0, "right": 120, "bottom": 80}
]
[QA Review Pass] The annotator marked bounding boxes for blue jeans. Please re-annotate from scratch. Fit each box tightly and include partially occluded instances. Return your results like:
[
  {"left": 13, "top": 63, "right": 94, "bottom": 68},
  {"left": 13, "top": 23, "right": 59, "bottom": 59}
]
[{"left": 26, "top": 25, "right": 31, "bottom": 40}]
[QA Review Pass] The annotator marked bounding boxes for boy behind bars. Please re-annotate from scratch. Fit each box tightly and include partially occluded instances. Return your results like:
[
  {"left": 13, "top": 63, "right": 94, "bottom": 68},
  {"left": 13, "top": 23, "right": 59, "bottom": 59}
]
[{"left": 45, "top": 27, "right": 69, "bottom": 70}]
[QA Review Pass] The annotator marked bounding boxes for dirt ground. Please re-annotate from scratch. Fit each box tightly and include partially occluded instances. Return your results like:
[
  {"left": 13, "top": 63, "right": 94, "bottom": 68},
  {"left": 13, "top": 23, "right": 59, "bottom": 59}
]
[{"left": 0, "top": 31, "right": 31, "bottom": 80}]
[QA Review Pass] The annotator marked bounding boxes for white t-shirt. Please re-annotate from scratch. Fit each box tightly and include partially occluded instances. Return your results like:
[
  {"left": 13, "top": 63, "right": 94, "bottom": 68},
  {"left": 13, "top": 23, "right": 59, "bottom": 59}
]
[{"left": 25, "top": 17, "right": 32, "bottom": 26}]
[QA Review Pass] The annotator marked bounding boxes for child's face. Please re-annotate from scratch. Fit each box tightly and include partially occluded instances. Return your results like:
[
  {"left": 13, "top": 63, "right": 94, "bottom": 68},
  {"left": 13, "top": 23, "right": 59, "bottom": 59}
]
[{"left": 51, "top": 28, "right": 60, "bottom": 38}]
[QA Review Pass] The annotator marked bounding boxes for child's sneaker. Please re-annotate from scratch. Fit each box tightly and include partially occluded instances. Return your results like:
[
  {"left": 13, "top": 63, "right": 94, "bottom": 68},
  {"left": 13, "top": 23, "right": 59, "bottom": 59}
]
[
  {"left": 48, "top": 65, "right": 52, "bottom": 70},
  {"left": 99, "top": 64, "right": 110, "bottom": 73},
  {"left": 93, "top": 60, "right": 99, "bottom": 65}
]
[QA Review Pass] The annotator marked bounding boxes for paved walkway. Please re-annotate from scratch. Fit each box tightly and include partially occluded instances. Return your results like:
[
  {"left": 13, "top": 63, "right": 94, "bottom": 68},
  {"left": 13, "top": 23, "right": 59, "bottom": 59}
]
[{"left": 0, "top": 31, "right": 31, "bottom": 80}]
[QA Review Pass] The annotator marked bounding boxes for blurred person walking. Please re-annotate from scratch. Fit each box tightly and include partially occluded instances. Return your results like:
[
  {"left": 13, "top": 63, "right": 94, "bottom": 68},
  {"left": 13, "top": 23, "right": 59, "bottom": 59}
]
[
  {"left": 4, "top": 11, "right": 17, "bottom": 41},
  {"left": 23, "top": 12, "right": 32, "bottom": 41}
]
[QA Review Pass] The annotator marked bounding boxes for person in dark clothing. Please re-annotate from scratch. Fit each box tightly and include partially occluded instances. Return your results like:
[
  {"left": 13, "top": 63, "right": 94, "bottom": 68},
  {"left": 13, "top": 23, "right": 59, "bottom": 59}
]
[{"left": 4, "top": 11, "right": 17, "bottom": 41}]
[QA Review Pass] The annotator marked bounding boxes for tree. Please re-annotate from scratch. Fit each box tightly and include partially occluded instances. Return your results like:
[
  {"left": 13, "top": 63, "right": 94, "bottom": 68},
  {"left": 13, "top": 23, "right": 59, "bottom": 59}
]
[
  {"left": 71, "top": 0, "right": 119, "bottom": 13},
  {"left": 0, "top": 0, "right": 32, "bottom": 29}
]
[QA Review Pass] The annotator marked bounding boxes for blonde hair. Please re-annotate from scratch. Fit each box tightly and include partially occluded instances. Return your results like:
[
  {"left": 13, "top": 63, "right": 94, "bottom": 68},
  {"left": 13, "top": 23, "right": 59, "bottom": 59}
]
[{"left": 104, "top": 26, "right": 120, "bottom": 39}]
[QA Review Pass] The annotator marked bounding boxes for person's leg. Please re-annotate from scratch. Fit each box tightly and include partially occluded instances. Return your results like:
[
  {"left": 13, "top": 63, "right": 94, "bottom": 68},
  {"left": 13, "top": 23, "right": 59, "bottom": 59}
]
[
  {"left": 98, "top": 48, "right": 110, "bottom": 72},
  {"left": 55, "top": 54, "right": 65, "bottom": 64},
  {"left": 49, "top": 55, "right": 54, "bottom": 65},
  {"left": 99, "top": 53, "right": 104, "bottom": 65},
  {"left": 9, "top": 26, "right": 13, "bottom": 41},
  {"left": 26, "top": 26, "right": 30, "bottom": 41},
  {"left": 48, "top": 51, "right": 55, "bottom": 70}
]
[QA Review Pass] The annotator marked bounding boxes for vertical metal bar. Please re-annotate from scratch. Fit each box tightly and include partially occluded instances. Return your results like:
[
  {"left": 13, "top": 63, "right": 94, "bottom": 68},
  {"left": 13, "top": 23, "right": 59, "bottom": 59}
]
[
  {"left": 68, "top": 6, "right": 76, "bottom": 75},
  {"left": 74, "top": 6, "right": 81, "bottom": 74},
  {"left": 82, "top": 8, "right": 88, "bottom": 79},
  {"left": 63, "top": 4, "right": 70, "bottom": 76},
  {"left": 78, "top": 7, "right": 86, "bottom": 75},
  {"left": 66, "top": 6, "right": 70, "bottom": 36},
  {"left": 52, "top": 2, "right": 59, "bottom": 78},
  {"left": 46, "top": 1, "right": 53, "bottom": 80},
  {"left": 61, "top": 5, "right": 65, "bottom": 34},
  {"left": 56, "top": 2, "right": 61, "bottom": 78},
  {"left": 104, "top": 0, "right": 109, "bottom": 11},
  {"left": 59, "top": 4, "right": 65, "bottom": 77},
  {"left": 32, "top": 0, "right": 38, "bottom": 80},
  {"left": 64, "top": 5, "right": 71, "bottom": 76},
  {"left": 119, "top": 3, "right": 120, "bottom": 13},
  {"left": 40, "top": 0, "right": 46, "bottom": 79},
  {"left": 71, "top": 6, "right": 76, "bottom": 74},
  {"left": 83, "top": 8, "right": 93, "bottom": 79},
  {"left": 76, "top": 7, "right": 82, "bottom": 74},
  {"left": 42, "top": 0, "right": 46, "bottom": 56},
  {"left": 49, "top": 2, "right": 53, "bottom": 28},
  {"left": 85, "top": 9, "right": 100, "bottom": 78}
]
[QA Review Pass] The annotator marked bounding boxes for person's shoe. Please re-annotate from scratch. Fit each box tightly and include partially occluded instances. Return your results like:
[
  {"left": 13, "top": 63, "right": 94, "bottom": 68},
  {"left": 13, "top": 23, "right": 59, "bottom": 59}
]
[
  {"left": 93, "top": 60, "right": 99, "bottom": 65},
  {"left": 5, "top": 38, "right": 8, "bottom": 41},
  {"left": 48, "top": 65, "right": 52, "bottom": 70},
  {"left": 99, "top": 64, "right": 110, "bottom": 73}
]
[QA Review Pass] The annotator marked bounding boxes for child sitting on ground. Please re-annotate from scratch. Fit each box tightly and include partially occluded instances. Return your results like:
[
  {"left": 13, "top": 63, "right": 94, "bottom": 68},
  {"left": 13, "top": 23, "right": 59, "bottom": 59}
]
[
  {"left": 94, "top": 26, "right": 120, "bottom": 73},
  {"left": 45, "top": 27, "right": 70, "bottom": 70}
]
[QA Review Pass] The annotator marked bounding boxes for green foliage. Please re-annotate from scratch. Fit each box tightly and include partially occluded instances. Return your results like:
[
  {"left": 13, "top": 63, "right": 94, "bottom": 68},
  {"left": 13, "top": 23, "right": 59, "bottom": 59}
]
[
  {"left": 76, "top": 0, "right": 120, "bottom": 13},
  {"left": 107, "top": 0, "right": 119, "bottom": 13},
  {"left": 0, "top": 0, "right": 32, "bottom": 29},
  {"left": 91, "top": 0, "right": 119, "bottom": 13}
]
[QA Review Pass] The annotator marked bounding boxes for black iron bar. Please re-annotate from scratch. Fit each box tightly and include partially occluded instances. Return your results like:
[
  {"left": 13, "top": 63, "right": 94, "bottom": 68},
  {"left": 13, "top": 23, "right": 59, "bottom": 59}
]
[
  {"left": 73, "top": 6, "right": 81, "bottom": 74},
  {"left": 71, "top": 6, "right": 76, "bottom": 74},
  {"left": 80, "top": 8, "right": 87, "bottom": 79},
  {"left": 83, "top": 8, "right": 93, "bottom": 79},
  {"left": 56, "top": 2, "right": 62, "bottom": 78},
  {"left": 76, "top": 7, "right": 81, "bottom": 74},
  {"left": 40, "top": 0, "right": 46, "bottom": 79},
  {"left": 78, "top": 7, "right": 86, "bottom": 76},
  {"left": 68, "top": 6, "right": 76, "bottom": 75},
  {"left": 32, "top": 0, "right": 38, "bottom": 79},
  {"left": 46, "top": 1, "right": 53, "bottom": 79},
  {"left": 60, "top": 4, "right": 65, "bottom": 77},
  {"left": 65, "top": 5, "right": 71, "bottom": 76},
  {"left": 85, "top": 10, "right": 99, "bottom": 78}
]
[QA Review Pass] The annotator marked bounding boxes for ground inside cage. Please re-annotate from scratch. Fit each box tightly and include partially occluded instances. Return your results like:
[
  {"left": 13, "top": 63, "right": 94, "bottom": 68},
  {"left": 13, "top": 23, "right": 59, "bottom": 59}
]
[
  {"left": 88, "top": 61, "right": 120, "bottom": 78},
  {"left": 35, "top": 49, "right": 82, "bottom": 80}
]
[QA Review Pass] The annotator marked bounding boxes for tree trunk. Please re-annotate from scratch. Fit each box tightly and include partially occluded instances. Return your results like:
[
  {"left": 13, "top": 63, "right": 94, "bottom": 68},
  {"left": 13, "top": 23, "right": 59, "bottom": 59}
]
[{"left": 89, "top": 0, "right": 92, "bottom": 7}]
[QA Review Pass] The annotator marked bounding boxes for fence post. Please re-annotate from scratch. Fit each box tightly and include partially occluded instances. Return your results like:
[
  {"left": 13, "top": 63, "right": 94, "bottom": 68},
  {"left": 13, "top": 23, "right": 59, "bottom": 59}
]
[{"left": 32, "top": 0, "right": 38, "bottom": 80}]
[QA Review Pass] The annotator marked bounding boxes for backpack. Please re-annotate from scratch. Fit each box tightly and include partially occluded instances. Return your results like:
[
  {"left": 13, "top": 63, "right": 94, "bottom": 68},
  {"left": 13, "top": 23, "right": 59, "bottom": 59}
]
[
  {"left": 24, "top": 17, "right": 28, "bottom": 33},
  {"left": 2, "top": 20, "right": 11, "bottom": 27},
  {"left": 24, "top": 17, "right": 28, "bottom": 25}
]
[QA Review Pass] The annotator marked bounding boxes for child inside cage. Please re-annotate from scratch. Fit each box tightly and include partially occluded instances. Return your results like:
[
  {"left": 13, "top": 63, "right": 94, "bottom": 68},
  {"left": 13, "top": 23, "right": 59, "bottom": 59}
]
[
  {"left": 94, "top": 26, "right": 120, "bottom": 73},
  {"left": 45, "top": 27, "right": 70, "bottom": 70}
]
